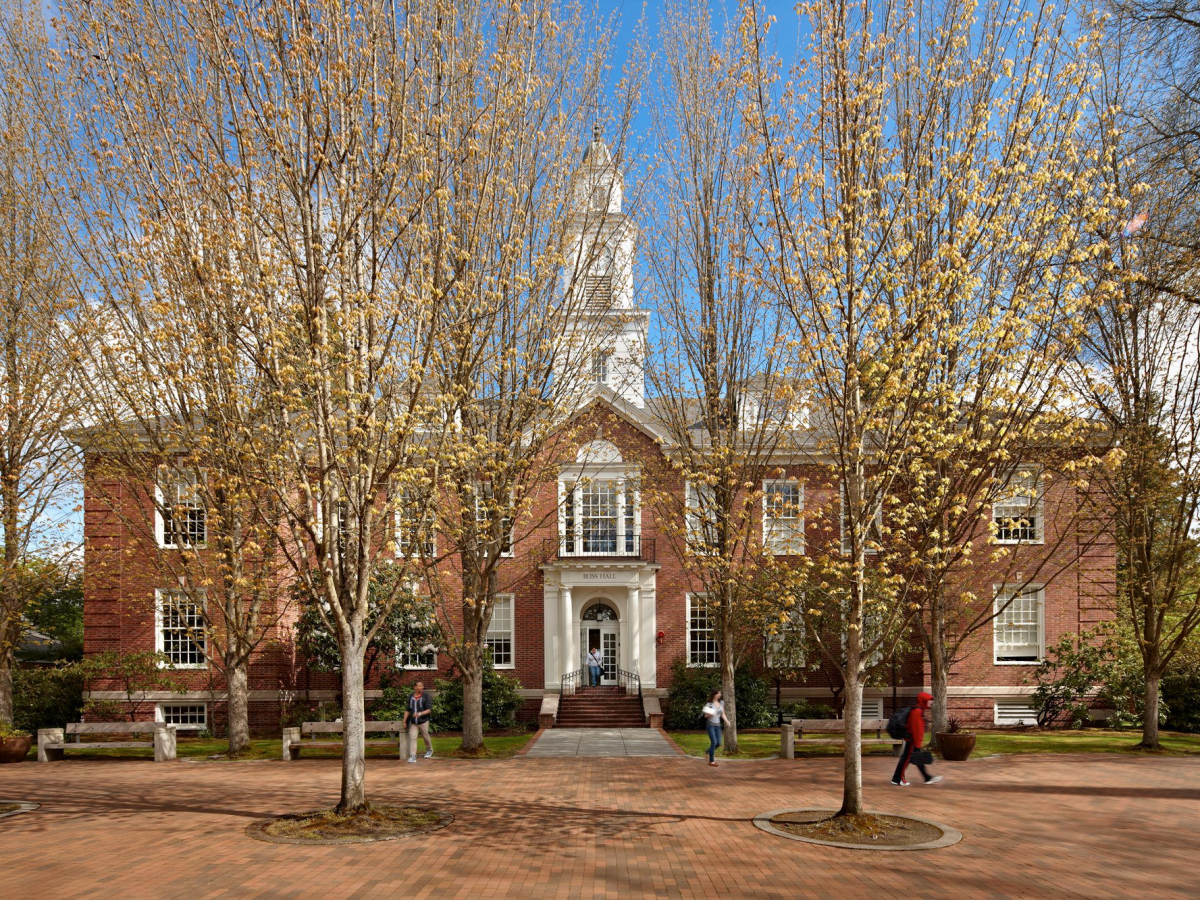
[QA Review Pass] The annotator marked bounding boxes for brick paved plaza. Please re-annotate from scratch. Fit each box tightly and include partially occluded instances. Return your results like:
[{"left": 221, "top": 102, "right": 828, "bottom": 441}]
[{"left": 1, "top": 752, "right": 1197, "bottom": 898}]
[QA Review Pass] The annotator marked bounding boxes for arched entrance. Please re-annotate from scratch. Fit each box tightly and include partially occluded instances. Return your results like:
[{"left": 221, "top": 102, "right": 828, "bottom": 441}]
[{"left": 580, "top": 601, "right": 619, "bottom": 686}]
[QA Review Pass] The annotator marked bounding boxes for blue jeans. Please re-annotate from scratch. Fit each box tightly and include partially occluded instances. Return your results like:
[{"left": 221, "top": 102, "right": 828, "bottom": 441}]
[
  {"left": 706, "top": 723, "right": 722, "bottom": 762},
  {"left": 589, "top": 665, "right": 601, "bottom": 686}
]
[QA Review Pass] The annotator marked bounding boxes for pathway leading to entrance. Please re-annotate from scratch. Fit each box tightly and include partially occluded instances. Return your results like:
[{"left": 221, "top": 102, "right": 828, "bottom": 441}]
[{"left": 523, "top": 728, "right": 679, "bottom": 758}]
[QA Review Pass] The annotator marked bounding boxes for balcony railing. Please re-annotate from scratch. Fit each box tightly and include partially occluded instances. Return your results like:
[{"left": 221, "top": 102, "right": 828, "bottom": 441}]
[{"left": 541, "top": 536, "right": 655, "bottom": 563}]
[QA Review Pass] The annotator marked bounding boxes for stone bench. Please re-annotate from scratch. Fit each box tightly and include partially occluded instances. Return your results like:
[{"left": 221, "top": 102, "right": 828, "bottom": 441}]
[
  {"left": 781, "top": 718, "right": 902, "bottom": 759},
  {"left": 282, "top": 721, "right": 405, "bottom": 760},
  {"left": 38, "top": 722, "right": 177, "bottom": 762}
]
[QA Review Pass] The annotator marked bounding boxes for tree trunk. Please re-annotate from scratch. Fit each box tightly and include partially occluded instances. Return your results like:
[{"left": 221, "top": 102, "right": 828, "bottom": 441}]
[
  {"left": 838, "top": 677, "right": 864, "bottom": 817},
  {"left": 226, "top": 661, "right": 251, "bottom": 757},
  {"left": 1140, "top": 672, "right": 1161, "bottom": 750},
  {"left": 928, "top": 650, "right": 949, "bottom": 752},
  {"left": 0, "top": 649, "right": 13, "bottom": 727},
  {"left": 336, "top": 649, "right": 368, "bottom": 814},
  {"left": 460, "top": 653, "right": 484, "bottom": 754},
  {"left": 721, "top": 618, "right": 738, "bottom": 755}
]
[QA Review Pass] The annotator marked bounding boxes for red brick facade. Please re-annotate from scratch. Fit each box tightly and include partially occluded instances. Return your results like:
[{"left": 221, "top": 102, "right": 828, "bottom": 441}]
[{"left": 81, "top": 398, "right": 1116, "bottom": 732}]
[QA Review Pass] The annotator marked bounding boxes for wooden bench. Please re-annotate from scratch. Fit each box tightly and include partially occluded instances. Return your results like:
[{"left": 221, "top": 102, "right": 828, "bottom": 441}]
[
  {"left": 38, "top": 722, "right": 177, "bottom": 762},
  {"left": 780, "top": 718, "right": 902, "bottom": 759},
  {"left": 282, "top": 721, "right": 405, "bottom": 760}
]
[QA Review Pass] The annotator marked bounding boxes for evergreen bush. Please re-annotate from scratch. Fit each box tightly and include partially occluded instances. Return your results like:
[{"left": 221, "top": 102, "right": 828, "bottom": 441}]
[{"left": 663, "top": 658, "right": 774, "bottom": 729}]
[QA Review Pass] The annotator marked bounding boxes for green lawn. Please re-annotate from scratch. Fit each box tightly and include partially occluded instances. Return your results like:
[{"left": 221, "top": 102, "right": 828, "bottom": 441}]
[
  {"left": 668, "top": 728, "right": 1200, "bottom": 760},
  {"left": 21, "top": 732, "right": 533, "bottom": 762}
]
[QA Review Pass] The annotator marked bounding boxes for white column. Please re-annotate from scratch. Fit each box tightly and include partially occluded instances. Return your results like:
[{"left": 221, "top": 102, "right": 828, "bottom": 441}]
[
  {"left": 560, "top": 585, "right": 573, "bottom": 679},
  {"left": 629, "top": 585, "right": 641, "bottom": 674}
]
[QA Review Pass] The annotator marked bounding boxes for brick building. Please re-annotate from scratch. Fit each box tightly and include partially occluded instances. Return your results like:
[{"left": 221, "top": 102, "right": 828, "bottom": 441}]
[{"left": 77, "top": 133, "right": 1115, "bottom": 734}]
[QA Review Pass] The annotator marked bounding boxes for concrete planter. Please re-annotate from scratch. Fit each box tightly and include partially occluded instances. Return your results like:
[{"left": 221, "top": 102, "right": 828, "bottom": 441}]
[
  {"left": 936, "top": 732, "right": 976, "bottom": 761},
  {"left": 0, "top": 735, "right": 32, "bottom": 763}
]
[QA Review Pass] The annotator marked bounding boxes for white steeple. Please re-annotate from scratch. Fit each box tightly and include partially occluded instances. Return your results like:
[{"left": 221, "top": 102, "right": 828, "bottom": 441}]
[{"left": 559, "top": 127, "right": 649, "bottom": 408}]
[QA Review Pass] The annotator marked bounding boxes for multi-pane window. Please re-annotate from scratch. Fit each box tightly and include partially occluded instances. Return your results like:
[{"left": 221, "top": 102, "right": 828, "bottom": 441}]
[
  {"left": 686, "top": 482, "right": 719, "bottom": 554},
  {"left": 156, "top": 589, "right": 207, "bottom": 668},
  {"left": 994, "top": 468, "right": 1043, "bottom": 543},
  {"left": 687, "top": 594, "right": 720, "bottom": 667},
  {"left": 765, "top": 608, "right": 806, "bottom": 670},
  {"left": 485, "top": 595, "right": 514, "bottom": 668},
  {"left": 994, "top": 585, "right": 1044, "bottom": 662},
  {"left": 592, "top": 351, "right": 610, "bottom": 384},
  {"left": 474, "top": 483, "right": 513, "bottom": 556},
  {"left": 763, "top": 480, "right": 804, "bottom": 555},
  {"left": 840, "top": 485, "right": 882, "bottom": 555},
  {"left": 396, "top": 491, "right": 435, "bottom": 559},
  {"left": 157, "top": 702, "right": 207, "bottom": 730},
  {"left": 562, "top": 477, "right": 637, "bottom": 555},
  {"left": 156, "top": 468, "right": 206, "bottom": 548},
  {"left": 397, "top": 612, "right": 438, "bottom": 670}
]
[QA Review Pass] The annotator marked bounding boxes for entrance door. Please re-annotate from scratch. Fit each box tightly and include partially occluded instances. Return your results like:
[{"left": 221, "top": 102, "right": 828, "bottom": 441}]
[{"left": 581, "top": 622, "right": 619, "bottom": 685}]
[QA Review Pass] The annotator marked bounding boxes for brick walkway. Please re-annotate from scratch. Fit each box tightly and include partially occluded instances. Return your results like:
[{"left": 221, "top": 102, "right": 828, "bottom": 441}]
[
  {"left": 1, "top": 752, "right": 1197, "bottom": 898},
  {"left": 523, "top": 728, "right": 679, "bottom": 757}
]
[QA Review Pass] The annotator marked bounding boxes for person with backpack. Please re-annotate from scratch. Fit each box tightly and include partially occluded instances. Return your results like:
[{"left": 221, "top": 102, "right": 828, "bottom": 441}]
[
  {"left": 889, "top": 692, "right": 943, "bottom": 786},
  {"left": 701, "top": 689, "right": 731, "bottom": 767}
]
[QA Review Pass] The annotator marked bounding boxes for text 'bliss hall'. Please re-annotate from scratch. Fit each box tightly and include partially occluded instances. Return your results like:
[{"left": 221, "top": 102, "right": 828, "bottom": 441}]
[{"left": 77, "top": 130, "right": 1116, "bottom": 735}]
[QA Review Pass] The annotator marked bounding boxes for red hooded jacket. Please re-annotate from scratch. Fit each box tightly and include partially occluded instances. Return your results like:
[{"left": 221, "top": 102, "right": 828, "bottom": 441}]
[{"left": 907, "top": 692, "right": 933, "bottom": 747}]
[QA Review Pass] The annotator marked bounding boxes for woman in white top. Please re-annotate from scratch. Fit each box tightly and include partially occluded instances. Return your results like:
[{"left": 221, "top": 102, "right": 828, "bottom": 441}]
[{"left": 701, "top": 689, "right": 731, "bottom": 766}]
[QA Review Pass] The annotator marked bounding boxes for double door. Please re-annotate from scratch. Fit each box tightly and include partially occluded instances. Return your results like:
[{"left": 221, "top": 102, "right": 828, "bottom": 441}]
[{"left": 581, "top": 622, "right": 618, "bottom": 685}]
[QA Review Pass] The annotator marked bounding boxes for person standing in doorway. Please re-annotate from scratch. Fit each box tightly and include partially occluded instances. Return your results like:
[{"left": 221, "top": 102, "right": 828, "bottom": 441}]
[
  {"left": 404, "top": 681, "right": 433, "bottom": 763},
  {"left": 702, "top": 689, "right": 731, "bottom": 767},
  {"left": 587, "top": 646, "right": 604, "bottom": 686},
  {"left": 891, "top": 691, "right": 943, "bottom": 786}
]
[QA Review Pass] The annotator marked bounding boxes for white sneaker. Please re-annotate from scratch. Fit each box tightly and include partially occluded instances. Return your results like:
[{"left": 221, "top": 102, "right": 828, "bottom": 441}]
[
  {"left": 925, "top": 775, "right": 943, "bottom": 785},
  {"left": 423, "top": 750, "right": 434, "bottom": 759},
  {"left": 890, "top": 779, "right": 910, "bottom": 786},
  {"left": 407, "top": 756, "right": 416, "bottom": 763}
]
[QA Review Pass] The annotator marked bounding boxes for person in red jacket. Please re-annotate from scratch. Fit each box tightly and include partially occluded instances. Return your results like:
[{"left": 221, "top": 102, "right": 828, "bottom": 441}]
[{"left": 891, "top": 692, "right": 943, "bottom": 786}]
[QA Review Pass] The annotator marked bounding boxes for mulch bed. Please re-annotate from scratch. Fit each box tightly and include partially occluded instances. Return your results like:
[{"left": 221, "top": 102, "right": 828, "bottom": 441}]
[
  {"left": 246, "top": 805, "right": 452, "bottom": 845},
  {"left": 770, "top": 810, "right": 943, "bottom": 847}
]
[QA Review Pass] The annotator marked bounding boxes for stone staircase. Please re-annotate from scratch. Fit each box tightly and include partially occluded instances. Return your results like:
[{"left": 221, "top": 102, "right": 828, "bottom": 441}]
[{"left": 555, "top": 686, "right": 647, "bottom": 728}]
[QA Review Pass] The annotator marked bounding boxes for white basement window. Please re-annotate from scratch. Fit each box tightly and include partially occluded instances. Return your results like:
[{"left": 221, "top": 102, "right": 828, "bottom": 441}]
[
  {"left": 157, "top": 702, "right": 207, "bottom": 730},
  {"left": 860, "top": 699, "right": 884, "bottom": 719},
  {"left": 995, "top": 701, "right": 1040, "bottom": 725}
]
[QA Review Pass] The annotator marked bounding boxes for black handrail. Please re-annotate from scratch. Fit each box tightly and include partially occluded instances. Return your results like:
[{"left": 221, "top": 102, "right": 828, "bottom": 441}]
[
  {"left": 616, "top": 667, "right": 641, "bottom": 703},
  {"left": 560, "top": 667, "right": 584, "bottom": 698},
  {"left": 540, "top": 537, "right": 656, "bottom": 562}
]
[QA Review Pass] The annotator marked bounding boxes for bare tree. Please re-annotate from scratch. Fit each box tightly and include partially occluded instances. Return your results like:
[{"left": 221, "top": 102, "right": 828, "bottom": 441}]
[
  {"left": 641, "top": 2, "right": 793, "bottom": 754},
  {"left": 55, "top": 0, "right": 446, "bottom": 811},
  {"left": 0, "top": 0, "right": 80, "bottom": 727},
  {"left": 1072, "top": 3, "right": 1200, "bottom": 748},
  {"left": 416, "top": 0, "right": 638, "bottom": 753}
]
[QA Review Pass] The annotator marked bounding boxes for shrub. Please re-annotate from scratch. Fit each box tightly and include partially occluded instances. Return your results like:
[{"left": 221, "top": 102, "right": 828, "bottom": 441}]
[
  {"left": 1162, "top": 669, "right": 1200, "bottom": 733},
  {"left": 430, "top": 657, "right": 523, "bottom": 732},
  {"left": 780, "top": 699, "right": 836, "bottom": 721},
  {"left": 1029, "top": 628, "right": 1117, "bottom": 727},
  {"left": 664, "top": 658, "right": 775, "bottom": 729},
  {"left": 0, "top": 721, "right": 31, "bottom": 739},
  {"left": 13, "top": 663, "right": 86, "bottom": 733}
]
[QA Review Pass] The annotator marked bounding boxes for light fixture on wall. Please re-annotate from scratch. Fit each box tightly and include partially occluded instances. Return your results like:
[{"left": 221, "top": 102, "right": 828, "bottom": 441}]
[{"left": 656, "top": 630, "right": 665, "bottom": 645}]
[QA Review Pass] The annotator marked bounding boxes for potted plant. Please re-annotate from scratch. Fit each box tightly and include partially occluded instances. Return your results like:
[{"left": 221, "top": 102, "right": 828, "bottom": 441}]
[
  {"left": 0, "top": 724, "right": 33, "bottom": 764},
  {"left": 936, "top": 716, "right": 976, "bottom": 761}
]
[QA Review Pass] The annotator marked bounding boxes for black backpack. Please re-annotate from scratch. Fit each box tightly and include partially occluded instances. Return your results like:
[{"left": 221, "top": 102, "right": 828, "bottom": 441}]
[{"left": 886, "top": 706, "right": 914, "bottom": 741}]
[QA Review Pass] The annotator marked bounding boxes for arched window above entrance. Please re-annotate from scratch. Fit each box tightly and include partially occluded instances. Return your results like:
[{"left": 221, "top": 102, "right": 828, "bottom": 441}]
[{"left": 581, "top": 602, "right": 619, "bottom": 621}]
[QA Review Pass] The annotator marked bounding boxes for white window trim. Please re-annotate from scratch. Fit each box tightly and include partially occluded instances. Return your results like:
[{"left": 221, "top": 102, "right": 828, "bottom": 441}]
[
  {"left": 154, "top": 588, "right": 208, "bottom": 670},
  {"left": 994, "top": 700, "right": 1040, "bottom": 725},
  {"left": 154, "top": 467, "right": 207, "bottom": 550},
  {"left": 685, "top": 481, "right": 718, "bottom": 555},
  {"left": 840, "top": 485, "right": 882, "bottom": 556},
  {"left": 859, "top": 698, "right": 884, "bottom": 719},
  {"left": 485, "top": 593, "right": 516, "bottom": 670},
  {"left": 395, "top": 494, "right": 436, "bottom": 561},
  {"left": 992, "top": 584, "right": 1045, "bottom": 665},
  {"left": 155, "top": 701, "right": 208, "bottom": 731},
  {"left": 475, "top": 484, "right": 515, "bottom": 558},
  {"left": 765, "top": 608, "right": 806, "bottom": 669},
  {"left": 993, "top": 467, "right": 1045, "bottom": 545},
  {"left": 686, "top": 593, "right": 720, "bottom": 668},
  {"left": 762, "top": 479, "right": 805, "bottom": 556},
  {"left": 558, "top": 469, "right": 641, "bottom": 556}
]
